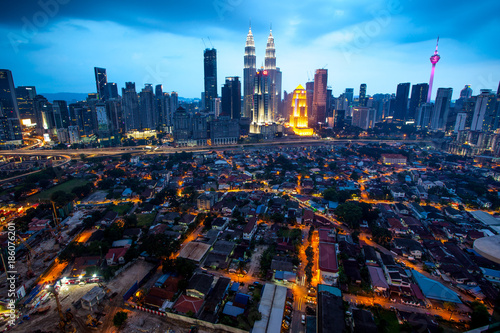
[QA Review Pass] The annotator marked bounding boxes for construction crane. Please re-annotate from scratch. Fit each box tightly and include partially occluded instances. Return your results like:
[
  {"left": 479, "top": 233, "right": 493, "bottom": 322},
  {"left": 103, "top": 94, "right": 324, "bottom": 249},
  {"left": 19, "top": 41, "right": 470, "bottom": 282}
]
[
  {"left": 52, "top": 201, "right": 62, "bottom": 231},
  {"left": 17, "top": 235, "right": 35, "bottom": 278},
  {"left": 48, "top": 287, "right": 75, "bottom": 333}
]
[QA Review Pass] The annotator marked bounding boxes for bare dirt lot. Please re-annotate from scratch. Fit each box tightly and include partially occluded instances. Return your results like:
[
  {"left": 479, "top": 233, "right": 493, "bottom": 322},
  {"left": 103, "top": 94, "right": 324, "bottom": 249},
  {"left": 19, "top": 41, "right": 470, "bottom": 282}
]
[{"left": 121, "top": 310, "right": 215, "bottom": 333}]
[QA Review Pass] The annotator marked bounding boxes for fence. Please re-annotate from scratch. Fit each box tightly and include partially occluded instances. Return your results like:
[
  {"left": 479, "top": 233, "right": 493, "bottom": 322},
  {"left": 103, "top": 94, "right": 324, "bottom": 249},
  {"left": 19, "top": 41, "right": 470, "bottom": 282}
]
[{"left": 130, "top": 303, "right": 249, "bottom": 333}]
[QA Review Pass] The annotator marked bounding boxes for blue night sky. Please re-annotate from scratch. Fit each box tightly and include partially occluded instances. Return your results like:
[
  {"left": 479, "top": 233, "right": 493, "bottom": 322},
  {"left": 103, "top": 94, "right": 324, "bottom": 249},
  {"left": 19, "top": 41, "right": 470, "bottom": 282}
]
[{"left": 1, "top": 0, "right": 499, "bottom": 100}]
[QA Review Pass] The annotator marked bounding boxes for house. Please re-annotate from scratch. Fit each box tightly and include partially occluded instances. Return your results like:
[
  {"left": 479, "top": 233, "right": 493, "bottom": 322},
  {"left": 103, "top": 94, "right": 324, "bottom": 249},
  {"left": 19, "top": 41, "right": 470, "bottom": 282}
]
[
  {"left": 100, "top": 211, "right": 118, "bottom": 226},
  {"left": 186, "top": 273, "right": 214, "bottom": 299},
  {"left": 243, "top": 217, "right": 257, "bottom": 240},
  {"left": 212, "top": 217, "right": 229, "bottom": 231},
  {"left": 390, "top": 186, "right": 405, "bottom": 199},
  {"left": 105, "top": 247, "right": 128, "bottom": 265},
  {"left": 368, "top": 266, "right": 389, "bottom": 292},
  {"left": 381, "top": 154, "right": 407, "bottom": 165},
  {"left": 70, "top": 256, "right": 101, "bottom": 277},
  {"left": 393, "top": 238, "right": 423, "bottom": 259},
  {"left": 197, "top": 192, "right": 218, "bottom": 211},
  {"left": 28, "top": 218, "right": 50, "bottom": 232},
  {"left": 123, "top": 228, "right": 143, "bottom": 239},
  {"left": 173, "top": 295, "right": 204, "bottom": 316},
  {"left": 319, "top": 242, "right": 339, "bottom": 284}
]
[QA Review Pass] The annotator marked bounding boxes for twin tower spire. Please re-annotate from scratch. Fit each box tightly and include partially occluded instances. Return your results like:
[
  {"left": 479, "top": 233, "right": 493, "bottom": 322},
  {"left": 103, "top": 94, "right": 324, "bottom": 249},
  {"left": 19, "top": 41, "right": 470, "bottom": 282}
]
[
  {"left": 243, "top": 25, "right": 277, "bottom": 119},
  {"left": 244, "top": 25, "right": 275, "bottom": 68}
]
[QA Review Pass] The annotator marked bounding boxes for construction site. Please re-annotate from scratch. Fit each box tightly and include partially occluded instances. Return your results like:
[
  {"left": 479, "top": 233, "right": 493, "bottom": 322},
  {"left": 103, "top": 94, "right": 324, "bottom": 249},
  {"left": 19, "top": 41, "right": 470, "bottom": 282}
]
[
  {"left": 0, "top": 208, "right": 87, "bottom": 296},
  {"left": 10, "top": 259, "right": 210, "bottom": 333}
]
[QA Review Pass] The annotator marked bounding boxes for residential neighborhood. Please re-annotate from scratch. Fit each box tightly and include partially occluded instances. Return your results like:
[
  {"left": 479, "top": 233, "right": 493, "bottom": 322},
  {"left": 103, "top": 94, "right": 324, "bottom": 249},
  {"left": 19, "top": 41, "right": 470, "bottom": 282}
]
[{"left": 1, "top": 141, "right": 499, "bottom": 332}]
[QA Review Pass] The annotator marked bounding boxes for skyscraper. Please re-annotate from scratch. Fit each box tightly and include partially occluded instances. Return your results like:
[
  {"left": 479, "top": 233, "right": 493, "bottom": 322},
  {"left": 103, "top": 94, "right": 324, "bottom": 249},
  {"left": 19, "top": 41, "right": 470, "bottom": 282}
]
[
  {"left": 155, "top": 84, "right": 163, "bottom": 128},
  {"left": 139, "top": 84, "right": 155, "bottom": 130},
  {"left": 252, "top": 69, "right": 271, "bottom": 125},
  {"left": 16, "top": 86, "right": 37, "bottom": 126},
  {"left": 344, "top": 88, "right": 354, "bottom": 106},
  {"left": 122, "top": 82, "right": 140, "bottom": 131},
  {"left": 427, "top": 37, "right": 441, "bottom": 103},
  {"left": 460, "top": 85, "right": 473, "bottom": 99},
  {"left": 103, "top": 82, "right": 119, "bottom": 99},
  {"left": 204, "top": 48, "right": 217, "bottom": 113},
  {"left": 359, "top": 84, "right": 367, "bottom": 107},
  {"left": 169, "top": 92, "right": 179, "bottom": 128},
  {"left": 243, "top": 26, "right": 256, "bottom": 119},
  {"left": 306, "top": 81, "right": 314, "bottom": 127},
  {"left": 0, "top": 69, "right": 22, "bottom": 143},
  {"left": 408, "top": 83, "right": 429, "bottom": 121},
  {"left": 221, "top": 77, "right": 241, "bottom": 120},
  {"left": 312, "top": 69, "right": 328, "bottom": 126},
  {"left": 94, "top": 67, "right": 107, "bottom": 100},
  {"left": 430, "top": 87, "right": 452, "bottom": 131},
  {"left": 393, "top": 82, "right": 410, "bottom": 121},
  {"left": 289, "top": 85, "right": 313, "bottom": 136},
  {"left": 52, "top": 100, "right": 70, "bottom": 129},
  {"left": 265, "top": 28, "right": 280, "bottom": 122},
  {"left": 471, "top": 90, "right": 497, "bottom": 132}
]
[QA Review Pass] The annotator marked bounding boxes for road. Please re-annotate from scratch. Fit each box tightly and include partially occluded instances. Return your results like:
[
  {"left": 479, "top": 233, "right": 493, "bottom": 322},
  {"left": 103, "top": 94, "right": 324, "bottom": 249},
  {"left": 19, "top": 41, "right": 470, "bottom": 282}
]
[{"left": 343, "top": 294, "right": 470, "bottom": 322}]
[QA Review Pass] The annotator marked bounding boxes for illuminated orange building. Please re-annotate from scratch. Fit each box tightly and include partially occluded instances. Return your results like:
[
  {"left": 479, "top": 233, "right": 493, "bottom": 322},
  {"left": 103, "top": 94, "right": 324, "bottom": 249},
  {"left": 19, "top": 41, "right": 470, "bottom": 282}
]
[{"left": 290, "top": 85, "right": 314, "bottom": 136}]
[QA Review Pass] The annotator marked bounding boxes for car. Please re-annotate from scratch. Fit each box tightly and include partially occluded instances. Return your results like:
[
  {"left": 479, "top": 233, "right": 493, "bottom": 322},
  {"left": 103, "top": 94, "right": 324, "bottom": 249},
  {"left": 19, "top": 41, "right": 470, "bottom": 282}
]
[
  {"left": 301, "top": 314, "right": 306, "bottom": 325},
  {"left": 284, "top": 315, "right": 291, "bottom": 322},
  {"left": 248, "top": 285, "right": 255, "bottom": 290}
]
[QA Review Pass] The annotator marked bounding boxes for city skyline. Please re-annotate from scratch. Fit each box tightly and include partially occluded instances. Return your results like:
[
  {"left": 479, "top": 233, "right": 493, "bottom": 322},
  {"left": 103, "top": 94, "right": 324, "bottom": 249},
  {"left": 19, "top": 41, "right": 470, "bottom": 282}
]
[{"left": 1, "top": 1, "right": 499, "bottom": 100}]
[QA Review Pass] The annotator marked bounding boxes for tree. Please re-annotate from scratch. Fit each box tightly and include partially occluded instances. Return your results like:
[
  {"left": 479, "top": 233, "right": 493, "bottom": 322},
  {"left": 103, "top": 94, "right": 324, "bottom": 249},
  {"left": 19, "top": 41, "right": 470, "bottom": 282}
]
[
  {"left": 335, "top": 202, "right": 363, "bottom": 229},
  {"left": 323, "top": 187, "right": 339, "bottom": 202},
  {"left": 470, "top": 301, "right": 490, "bottom": 328},
  {"left": 122, "top": 153, "right": 132, "bottom": 162},
  {"left": 113, "top": 311, "right": 128, "bottom": 327}
]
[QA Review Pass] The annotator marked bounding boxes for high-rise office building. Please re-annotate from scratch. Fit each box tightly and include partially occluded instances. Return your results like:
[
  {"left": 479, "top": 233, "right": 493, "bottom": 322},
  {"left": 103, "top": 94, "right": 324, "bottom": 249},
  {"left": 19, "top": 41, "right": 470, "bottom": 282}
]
[
  {"left": 16, "top": 86, "right": 37, "bottom": 126},
  {"left": 430, "top": 87, "right": 452, "bottom": 131},
  {"left": 122, "top": 82, "right": 140, "bottom": 131},
  {"left": 155, "top": 84, "right": 163, "bottom": 128},
  {"left": 53, "top": 100, "right": 70, "bottom": 129},
  {"left": 306, "top": 81, "right": 314, "bottom": 127},
  {"left": 471, "top": 90, "right": 497, "bottom": 132},
  {"left": 289, "top": 85, "right": 313, "bottom": 136},
  {"left": 393, "top": 82, "right": 410, "bottom": 121},
  {"left": 169, "top": 92, "right": 179, "bottom": 128},
  {"left": 416, "top": 103, "right": 433, "bottom": 129},
  {"left": 408, "top": 83, "right": 429, "bottom": 121},
  {"left": 352, "top": 107, "right": 376, "bottom": 130},
  {"left": 427, "top": 37, "right": 441, "bottom": 103},
  {"left": 204, "top": 48, "right": 217, "bottom": 113},
  {"left": 94, "top": 67, "right": 107, "bottom": 100},
  {"left": 0, "top": 69, "right": 22, "bottom": 143},
  {"left": 221, "top": 77, "right": 241, "bottom": 120},
  {"left": 460, "top": 85, "right": 473, "bottom": 99},
  {"left": 252, "top": 69, "right": 271, "bottom": 125},
  {"left": 139, "top": 84, "right": 155, "bottom": 130},
  {"left": 344, "top": 88, "right": 354, "bottom": 106},
  {"left": 103, "top": 82, "right": 119, "bottom": 99},
  {"left": 359, "top": 84, "right": 367, "bottom": 107},
  {"left": 312, "top": 69, "right": 328, "bottom": 126},
  {"left": 243, "top": 26, "right": 256, "bottom": 119}
]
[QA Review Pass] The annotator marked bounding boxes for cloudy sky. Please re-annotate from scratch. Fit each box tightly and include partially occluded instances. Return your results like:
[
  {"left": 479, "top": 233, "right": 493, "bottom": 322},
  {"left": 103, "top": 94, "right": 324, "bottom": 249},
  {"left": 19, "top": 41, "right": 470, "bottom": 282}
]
[{"left": 1, "top": 0, "right": 499, "bottom": 100}]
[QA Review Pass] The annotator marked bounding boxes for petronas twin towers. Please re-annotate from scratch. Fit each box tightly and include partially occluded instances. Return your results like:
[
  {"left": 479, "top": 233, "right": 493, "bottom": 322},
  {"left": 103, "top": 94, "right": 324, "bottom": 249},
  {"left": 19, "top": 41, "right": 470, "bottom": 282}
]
[{"left": 244, "top": 26, "right": 282, "bottom": 133}]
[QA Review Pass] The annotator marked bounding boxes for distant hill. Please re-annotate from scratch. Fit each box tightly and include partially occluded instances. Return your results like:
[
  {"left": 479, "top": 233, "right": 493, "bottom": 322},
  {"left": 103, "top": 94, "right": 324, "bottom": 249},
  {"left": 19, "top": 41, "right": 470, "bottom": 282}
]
[{"left": 40, "top": 92, "right": 89, "bottom": 103}]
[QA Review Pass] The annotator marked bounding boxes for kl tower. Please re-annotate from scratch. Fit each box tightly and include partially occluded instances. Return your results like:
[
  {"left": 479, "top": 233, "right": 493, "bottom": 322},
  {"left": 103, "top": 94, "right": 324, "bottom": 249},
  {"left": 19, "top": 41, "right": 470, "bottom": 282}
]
[{"left": 427, "top": 37, "right": 441, "bottom": 103}]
